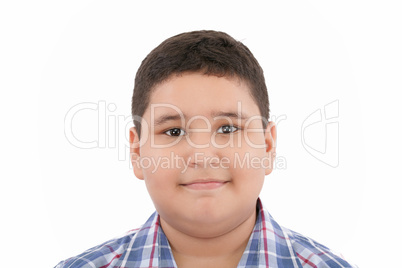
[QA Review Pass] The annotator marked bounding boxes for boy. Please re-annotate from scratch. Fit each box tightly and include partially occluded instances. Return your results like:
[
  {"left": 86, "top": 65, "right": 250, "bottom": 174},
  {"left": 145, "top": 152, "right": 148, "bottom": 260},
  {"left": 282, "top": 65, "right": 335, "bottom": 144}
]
[{"left": 55, "top": 30, "right": 354, "bottom": 267}]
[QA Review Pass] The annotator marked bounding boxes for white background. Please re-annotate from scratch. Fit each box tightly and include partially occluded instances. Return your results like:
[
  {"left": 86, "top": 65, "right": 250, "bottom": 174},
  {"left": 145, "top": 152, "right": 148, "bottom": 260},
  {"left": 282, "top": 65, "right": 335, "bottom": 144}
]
[{"left": 1, "top": 1, "right": 401, "bottom": 267}]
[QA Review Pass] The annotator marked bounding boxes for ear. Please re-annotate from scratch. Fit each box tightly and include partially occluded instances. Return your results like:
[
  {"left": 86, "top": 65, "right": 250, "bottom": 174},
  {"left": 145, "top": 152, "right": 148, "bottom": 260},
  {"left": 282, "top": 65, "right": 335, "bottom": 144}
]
[
  {"left": 264, "top": 121, "right": 277, "bottom": 175},
  {"left": 129, "top": 126, "right": 144, "bottom": 180}
]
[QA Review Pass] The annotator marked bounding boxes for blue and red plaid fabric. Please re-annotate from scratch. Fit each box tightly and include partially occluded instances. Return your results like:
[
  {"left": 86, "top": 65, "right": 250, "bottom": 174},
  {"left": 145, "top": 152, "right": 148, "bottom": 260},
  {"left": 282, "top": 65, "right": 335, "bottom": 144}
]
[{"left": 55, "top": 198, "right": 356, "bottom": 267}]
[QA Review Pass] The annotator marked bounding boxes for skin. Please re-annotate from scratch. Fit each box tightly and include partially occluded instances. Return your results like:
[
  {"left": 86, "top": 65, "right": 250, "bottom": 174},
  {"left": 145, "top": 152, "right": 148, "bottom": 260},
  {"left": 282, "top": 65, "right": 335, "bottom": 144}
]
[{"left": 129, "top": 72, "right": 277, "bottom": 267}]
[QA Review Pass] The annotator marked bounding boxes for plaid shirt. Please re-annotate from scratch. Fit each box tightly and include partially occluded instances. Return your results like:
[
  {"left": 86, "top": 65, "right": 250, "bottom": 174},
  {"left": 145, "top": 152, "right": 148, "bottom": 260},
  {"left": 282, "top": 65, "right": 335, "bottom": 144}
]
[{"left": 55, "top": 198, "right": 355, "bottom": 267}]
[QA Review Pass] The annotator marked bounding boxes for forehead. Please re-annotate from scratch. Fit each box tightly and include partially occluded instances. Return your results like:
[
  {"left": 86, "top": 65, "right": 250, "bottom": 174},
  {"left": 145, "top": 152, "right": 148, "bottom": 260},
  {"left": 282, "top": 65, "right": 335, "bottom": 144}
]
[{"left": 144, "top": 73, "right": 260, "bottom": 119}]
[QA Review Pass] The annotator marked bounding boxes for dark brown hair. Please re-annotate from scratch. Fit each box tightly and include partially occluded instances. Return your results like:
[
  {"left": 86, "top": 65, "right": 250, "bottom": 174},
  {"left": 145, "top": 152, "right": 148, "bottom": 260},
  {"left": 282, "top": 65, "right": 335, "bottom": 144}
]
[{"left": 131, "top": 30, "right": 269, "bottom": 139}]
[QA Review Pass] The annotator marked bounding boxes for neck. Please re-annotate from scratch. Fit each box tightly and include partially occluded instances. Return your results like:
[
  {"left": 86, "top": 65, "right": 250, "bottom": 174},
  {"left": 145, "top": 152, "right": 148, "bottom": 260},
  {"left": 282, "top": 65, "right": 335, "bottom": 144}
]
[{"left": 160, "top": 208, "right": 257, "bottom": 267}]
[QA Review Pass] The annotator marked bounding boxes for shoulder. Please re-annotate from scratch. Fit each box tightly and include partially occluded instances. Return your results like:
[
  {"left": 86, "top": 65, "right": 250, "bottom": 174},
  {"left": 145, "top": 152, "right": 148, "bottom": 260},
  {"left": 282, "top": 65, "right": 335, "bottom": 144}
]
[
  {"left": 54, "top": 227, "right": 141, "bottom": 268},
  {"left": 283, "top": 227, "right": 356, "bottom": 268},
  {"left": 54, "top": 211, "right": 160, "bottom": 268}
]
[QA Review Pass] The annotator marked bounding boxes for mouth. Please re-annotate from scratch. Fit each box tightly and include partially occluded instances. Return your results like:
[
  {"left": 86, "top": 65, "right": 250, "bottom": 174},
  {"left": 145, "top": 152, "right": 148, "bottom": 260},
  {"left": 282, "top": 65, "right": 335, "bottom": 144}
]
[{"left": 180, "top": 179, "right": 229, "bottom": 190}]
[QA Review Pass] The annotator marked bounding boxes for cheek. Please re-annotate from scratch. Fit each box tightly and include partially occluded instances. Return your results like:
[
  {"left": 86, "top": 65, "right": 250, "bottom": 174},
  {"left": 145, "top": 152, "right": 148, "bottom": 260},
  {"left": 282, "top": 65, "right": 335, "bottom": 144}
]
[
  {"left": 143, "top": 167, "right": 179, "bottom": 207},
  {"left": 140, "top": 148, "right": 182, "bottom": 192},
  {"left": 142, "top": 157, "right": 179, "bottom": 184},
  {"left": 140, "top": 143, "right": 173, "bottom": 172},
  {"left": 243, "top": 131, "right": 266, "bottom": 150},
  {"left": 224, "top": 134, "right": 267, "bottom": 166},
  {"left": 142, "top": 162, "right": 183, "bottom": 217},
  {"left": 224, "top": 143, "right": 266, "bottom": 186}
]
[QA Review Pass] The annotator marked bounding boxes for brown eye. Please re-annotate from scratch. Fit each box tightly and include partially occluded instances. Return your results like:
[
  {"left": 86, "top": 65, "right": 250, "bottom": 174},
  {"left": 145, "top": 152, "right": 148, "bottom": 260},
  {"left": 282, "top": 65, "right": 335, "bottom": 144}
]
[
  {"left": 165, "top": 128, "right": 186, "bottom": 136},
  {"left": 217, "top": 125, "right": 239, "bottom": 134}
]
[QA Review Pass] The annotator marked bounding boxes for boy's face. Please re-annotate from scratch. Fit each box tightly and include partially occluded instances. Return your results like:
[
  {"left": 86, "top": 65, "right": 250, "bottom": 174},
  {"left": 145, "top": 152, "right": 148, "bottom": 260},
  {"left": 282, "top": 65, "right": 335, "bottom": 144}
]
[{"left": 130, "top": 72, "right": 276, "bottom": 238}]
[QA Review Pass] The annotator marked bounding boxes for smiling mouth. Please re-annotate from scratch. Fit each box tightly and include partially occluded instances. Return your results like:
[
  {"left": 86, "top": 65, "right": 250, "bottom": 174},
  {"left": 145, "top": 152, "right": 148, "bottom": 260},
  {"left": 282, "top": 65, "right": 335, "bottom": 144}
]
[{"left": 180, "top": 180, "right": 228, "bottom": 190}]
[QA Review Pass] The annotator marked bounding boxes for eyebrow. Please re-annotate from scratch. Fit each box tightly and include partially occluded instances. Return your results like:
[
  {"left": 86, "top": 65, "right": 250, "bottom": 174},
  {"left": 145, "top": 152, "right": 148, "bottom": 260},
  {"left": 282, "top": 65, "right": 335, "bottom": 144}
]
[
  {"left": 211, "top": 111, "right": 249, "bottom": 120},
  {"left": 153, "top": 114, "right": 185, "bottom": 126},
  {"left": 153, "top": 110, "right": 250, "bottom": 126}
]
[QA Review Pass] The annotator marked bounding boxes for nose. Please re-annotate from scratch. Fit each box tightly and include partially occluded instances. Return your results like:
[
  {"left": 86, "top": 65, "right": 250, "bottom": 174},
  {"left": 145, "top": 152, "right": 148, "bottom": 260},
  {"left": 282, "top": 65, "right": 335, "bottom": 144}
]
[{"left": 184, "top": 130, "right": 221, "bottom": 169}]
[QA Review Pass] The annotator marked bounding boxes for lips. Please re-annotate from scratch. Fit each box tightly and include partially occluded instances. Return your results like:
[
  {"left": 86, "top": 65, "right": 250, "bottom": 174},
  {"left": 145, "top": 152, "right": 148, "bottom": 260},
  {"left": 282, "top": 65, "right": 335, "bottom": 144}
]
[{"left": 180, "top": 179, "right": 229, "bottom": 190}]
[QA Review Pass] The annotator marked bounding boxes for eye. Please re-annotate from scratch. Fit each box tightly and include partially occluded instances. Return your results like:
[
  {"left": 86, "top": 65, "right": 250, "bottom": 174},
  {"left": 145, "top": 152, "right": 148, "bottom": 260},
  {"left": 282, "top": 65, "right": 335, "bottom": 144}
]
[
  {"left": 217, "top": 125, "right": 239, "bottom": 134},
  {"left": 164, "top": 128, "right": 186, "bottom": 137}
]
